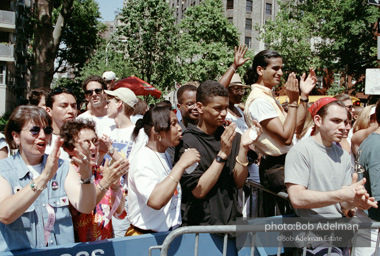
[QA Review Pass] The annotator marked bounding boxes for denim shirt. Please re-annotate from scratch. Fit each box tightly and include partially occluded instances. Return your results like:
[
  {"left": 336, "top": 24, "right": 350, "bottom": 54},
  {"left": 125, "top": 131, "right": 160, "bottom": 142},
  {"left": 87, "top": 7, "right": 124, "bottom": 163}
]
[{"left": 0, "top": 153, "right": 74, "bottom": 252}]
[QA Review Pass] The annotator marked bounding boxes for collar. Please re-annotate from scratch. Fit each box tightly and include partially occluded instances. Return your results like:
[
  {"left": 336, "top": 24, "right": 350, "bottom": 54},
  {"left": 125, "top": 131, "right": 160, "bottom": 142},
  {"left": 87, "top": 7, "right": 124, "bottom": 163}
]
[
  {"left": 251, "top": 83, "right": 275, "bottom": 97},
  {"left": 15, "top": 152, "right": 48, "bottom": 180}
]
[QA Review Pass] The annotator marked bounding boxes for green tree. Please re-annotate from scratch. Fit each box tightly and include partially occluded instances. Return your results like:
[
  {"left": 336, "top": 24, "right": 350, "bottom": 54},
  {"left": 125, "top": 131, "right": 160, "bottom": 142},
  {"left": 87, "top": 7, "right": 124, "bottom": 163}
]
[
  {"left": 259, "top": 0, "right": 379, "bottom": 88},
  {"left": 30, "top": 0, "right": 104, "bottom": 89},
  {"left": 177, "top": 0, "right": 240, "bottom": 84},
  {"left": 116, "top": 0, "right": 179, "bottom": 92}
]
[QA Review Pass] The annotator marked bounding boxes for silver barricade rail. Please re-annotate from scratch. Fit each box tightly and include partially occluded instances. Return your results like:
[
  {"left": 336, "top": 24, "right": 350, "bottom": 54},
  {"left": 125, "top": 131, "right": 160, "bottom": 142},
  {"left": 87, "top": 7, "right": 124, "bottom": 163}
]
[{"left": 149, "top": 223, "right": 380, "bottom": 256}]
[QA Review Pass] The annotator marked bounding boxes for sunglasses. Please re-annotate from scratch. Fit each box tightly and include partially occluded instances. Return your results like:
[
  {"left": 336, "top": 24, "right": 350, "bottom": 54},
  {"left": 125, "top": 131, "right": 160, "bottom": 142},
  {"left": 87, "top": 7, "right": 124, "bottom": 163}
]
[
  {"left": 85, "top": 88, "right": 103, "bottom": 96},
  {"left": 29, "top": 126, "right": 53, "bottom": 136}
]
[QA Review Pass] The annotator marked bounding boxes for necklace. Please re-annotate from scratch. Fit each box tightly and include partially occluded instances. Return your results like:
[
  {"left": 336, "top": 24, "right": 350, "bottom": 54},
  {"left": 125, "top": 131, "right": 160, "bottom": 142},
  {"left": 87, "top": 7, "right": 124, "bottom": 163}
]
[{"left": 146, "top": 146, "right": 171, "bottom": 174}]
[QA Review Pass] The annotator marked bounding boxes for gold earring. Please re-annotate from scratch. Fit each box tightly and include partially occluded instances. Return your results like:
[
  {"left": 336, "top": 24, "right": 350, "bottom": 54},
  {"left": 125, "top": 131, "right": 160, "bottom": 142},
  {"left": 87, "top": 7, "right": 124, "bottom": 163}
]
[{"left": 157, "top": 135, "right": 161, "bottom": 142}]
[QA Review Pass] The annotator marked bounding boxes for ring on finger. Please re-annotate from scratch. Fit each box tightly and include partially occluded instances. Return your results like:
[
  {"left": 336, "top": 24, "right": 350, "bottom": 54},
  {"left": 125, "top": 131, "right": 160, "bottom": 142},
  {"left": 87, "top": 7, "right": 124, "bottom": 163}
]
[{"left": 83, "top": 155, "right": 87, "bottom": 161}]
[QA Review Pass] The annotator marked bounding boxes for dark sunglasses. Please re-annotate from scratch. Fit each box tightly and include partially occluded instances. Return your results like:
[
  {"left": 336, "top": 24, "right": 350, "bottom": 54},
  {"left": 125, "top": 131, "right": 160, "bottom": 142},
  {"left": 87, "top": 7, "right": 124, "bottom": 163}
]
[
  {"left": 29, "top": 126, "right": 53, "bottom": 136},
  {"left": 85, "top": 88, "right": 103, "bottom": 96}
]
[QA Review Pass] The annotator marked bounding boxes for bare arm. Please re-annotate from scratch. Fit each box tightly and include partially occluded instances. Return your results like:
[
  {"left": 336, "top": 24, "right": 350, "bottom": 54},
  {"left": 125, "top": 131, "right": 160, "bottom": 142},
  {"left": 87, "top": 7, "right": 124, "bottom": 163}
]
[
  {"left": 286, "top": 173, "right": 377, "bottom": 210},
  {"left": 352, "top": 124, "right": 379, "bottom": 155},
  {"left": 148, "top": 149, "right": 200, "bottom": 210},
  {"left": 0, "top": 147, "right": 8, "bottom": 160},
  {"left": 219, "top": 44, "right": 250, "bottom": 88},
  {"left": 295, "top": 68, "right": 316, "bottom": 134}
]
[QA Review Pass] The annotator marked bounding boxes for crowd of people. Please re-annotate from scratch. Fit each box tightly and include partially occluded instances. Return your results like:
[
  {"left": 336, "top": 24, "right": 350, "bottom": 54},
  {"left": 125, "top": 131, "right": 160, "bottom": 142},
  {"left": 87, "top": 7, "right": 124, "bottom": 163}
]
[{"left": 0, "top": 49, "right": 379, "bottom": 255}]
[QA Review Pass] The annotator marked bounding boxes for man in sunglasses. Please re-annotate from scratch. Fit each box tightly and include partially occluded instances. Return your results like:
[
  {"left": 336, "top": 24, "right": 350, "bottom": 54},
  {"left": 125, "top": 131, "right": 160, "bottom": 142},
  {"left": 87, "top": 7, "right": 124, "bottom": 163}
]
[
  {"left": 77, "top": 76, "right": 116, "bottom": 137},
  {"left": 45, "top": 87, "right": 77, "bottom": 161}
]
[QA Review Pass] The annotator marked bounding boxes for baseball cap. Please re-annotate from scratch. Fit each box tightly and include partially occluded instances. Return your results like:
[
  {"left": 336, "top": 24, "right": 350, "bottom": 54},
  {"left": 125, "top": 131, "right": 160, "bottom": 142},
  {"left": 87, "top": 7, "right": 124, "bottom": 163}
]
[
  {"left": 228, "top": 73, "right": 249, "bottom": 88},
  {"left": 102, "top": 71, "right": 118, "bottom": 81},
  {"left": 105, "top": 88, "right": 138, "bottom": 108}
]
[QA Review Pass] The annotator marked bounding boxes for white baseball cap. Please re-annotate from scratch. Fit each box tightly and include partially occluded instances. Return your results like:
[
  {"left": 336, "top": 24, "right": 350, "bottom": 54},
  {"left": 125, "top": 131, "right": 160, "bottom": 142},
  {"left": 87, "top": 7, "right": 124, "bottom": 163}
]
[
  {"left": 102, "top": 71, "right": 118, "bottom": 81},
  {"left": 104, "top": 88, "right": 138, "bottom": 108}
]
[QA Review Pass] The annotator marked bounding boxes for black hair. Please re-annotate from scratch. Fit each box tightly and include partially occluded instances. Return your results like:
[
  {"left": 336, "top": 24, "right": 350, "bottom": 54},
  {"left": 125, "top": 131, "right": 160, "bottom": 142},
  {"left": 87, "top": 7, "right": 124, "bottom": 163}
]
[
  {"left": 132, "top": 104, "right": 171, "bottom": 141},
  {"left": 82, "top": 75, "right": 107, "bottom": 91},
  {"left": 251, "top": 49, "right": 282, "bottom": 83},
  {"left": 28, "top": 88, "right": 50, "bottom": 106},
  {"left": 46, "top": 87, "right": 77, "bottom": 109},
  {"left": 60, "top": 119, "right": 97, "bottom": 152},
  {"left": 196, "top": 80, "right": 228, "bottom": 105},
  {"left": 177, "top": 84, "right": 197, "bottom": 104},
  {"left": 5, "top": 105, "right": 52, "bottom": 149}
]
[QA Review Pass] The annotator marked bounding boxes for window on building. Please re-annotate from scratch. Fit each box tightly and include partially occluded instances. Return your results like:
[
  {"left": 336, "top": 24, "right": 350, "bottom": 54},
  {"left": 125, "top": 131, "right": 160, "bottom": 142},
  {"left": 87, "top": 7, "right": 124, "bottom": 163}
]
[
  {"left": 245, "top": 37, "right": 252, "bottom": 48},
  {"left": 246, "top": 0, "right": 253, "bottom": 12},
  {"left": 266, "top": 3, "right": 272, "bottom": 15},
  {"left": 227, "top": 17, "right": 233, "bottom": 24},
  {"left": 227, "top": 0, "right": 233, "bottom": 10},
  {"left": 245, "top": 18, "right": 252, "bottom": 30}
]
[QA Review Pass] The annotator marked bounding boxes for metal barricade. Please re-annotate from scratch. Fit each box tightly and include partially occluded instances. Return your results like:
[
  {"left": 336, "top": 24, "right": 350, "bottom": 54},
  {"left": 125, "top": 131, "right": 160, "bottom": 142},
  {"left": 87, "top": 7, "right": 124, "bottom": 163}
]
[{"left": 148, "top": 223, "right": 380, "bottom": 256}]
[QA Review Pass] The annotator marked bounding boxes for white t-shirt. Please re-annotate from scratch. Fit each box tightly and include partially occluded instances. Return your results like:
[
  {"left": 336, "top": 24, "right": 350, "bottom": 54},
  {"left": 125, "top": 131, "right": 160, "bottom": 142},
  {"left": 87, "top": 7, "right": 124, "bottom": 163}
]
[
  {"left": 248, "top": 97, "right": 278, "bottom": 123},
  {"left": 27, "top": 163, "right": 44, "bottom": 179},
  {"left": 45, "top": 134, "right": 71, "bottom": 161},
  {"left": 77, "top": 111, "right": 116, "bottom": 137},
  {"left": 128, "top": 146, "right": 181, "bottom": 232}
]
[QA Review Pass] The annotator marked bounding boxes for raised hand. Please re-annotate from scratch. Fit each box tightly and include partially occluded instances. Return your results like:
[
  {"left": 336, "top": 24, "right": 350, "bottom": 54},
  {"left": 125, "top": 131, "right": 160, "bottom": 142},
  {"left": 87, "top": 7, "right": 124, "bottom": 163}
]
[
  {"left": 219, "top": 123, "right": 237, "bottom": 159},
  {"left": 241, "top": 125, "right": 262, "bottom": 148},
  {"left": 285, "top": 72, "right": 299, "bottom": 104},
  {"left": 43, "top": 137, "right": 63, "bottom": 180},
  {"left": 71, "top": 139, "right": 92, "bottom": 179},
  {"left": 99, "top": 158, "right": 129, "bottom": 189},
  {"left": 178, "top": 148, "right": 200, "bottom": 170},
  {"left": 300, "top": 68, "right": 317, "bottom": 98},
  {"left": 233, "top": 44, "right": 251, "bottom": 68},
  {"left": 347, "top": 173, "right": 377, "bottom": 210}
]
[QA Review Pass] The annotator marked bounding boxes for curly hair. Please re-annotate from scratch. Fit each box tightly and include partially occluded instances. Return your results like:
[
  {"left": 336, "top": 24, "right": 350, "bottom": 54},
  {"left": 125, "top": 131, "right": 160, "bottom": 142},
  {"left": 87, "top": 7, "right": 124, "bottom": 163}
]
[
  {"left": 60, "top": 119, "right": 97, "bottom": 152},
  {"left": 196, "top": 80, "right": 228, "bottom": 105}
]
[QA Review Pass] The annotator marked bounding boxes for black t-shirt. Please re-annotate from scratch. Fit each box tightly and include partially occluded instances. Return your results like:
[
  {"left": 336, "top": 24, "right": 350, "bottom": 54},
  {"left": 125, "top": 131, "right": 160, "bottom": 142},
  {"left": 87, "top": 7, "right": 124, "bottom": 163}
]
[{"left": 177, "top": 123, "right": 242, "bottom": 226}]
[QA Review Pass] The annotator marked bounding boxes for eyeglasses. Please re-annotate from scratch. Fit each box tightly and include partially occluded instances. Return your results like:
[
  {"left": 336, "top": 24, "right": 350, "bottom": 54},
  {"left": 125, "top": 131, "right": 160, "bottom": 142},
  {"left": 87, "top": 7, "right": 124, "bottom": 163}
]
[
  {"left": 27, "top": 126, "right": 53, "bottom": 136},
  {"left": 85, "top": 88, "right": 103, "bottom": 96},
  {"left": 345, "top": 105, "right": 354, "bottom": 110},
  {"left": 229, "top": 87, "right": 246, "bottom": 94}
]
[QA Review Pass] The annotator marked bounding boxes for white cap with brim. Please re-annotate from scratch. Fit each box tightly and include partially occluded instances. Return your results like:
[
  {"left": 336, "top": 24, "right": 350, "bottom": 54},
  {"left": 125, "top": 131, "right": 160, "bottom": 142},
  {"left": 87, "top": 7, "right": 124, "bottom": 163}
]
[
  {"left": 105, "top": 88, "right": 138, "bottom": 108},
  {"left": 102, "top": 71, "right": 118, "bottom": 81}
]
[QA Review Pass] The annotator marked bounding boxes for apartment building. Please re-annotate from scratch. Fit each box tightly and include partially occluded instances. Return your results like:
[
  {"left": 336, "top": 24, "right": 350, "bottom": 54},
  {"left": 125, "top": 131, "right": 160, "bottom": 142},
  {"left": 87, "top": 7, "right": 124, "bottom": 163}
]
[
  {"left": 168, "top": 0, "right": 280, "bottom": 53},
  {"left": 0, "top": 0, "right": 29, "bottom": 116}
]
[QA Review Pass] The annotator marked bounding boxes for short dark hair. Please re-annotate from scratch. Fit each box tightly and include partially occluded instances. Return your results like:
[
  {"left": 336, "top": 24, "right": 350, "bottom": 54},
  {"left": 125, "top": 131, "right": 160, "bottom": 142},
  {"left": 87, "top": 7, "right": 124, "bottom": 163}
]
[
  {"left": 46, "top": 87, "right": 77, "bottom": 109},
  {"left": 177, "top": 84, "right": 197, "bottom": 104},
  {"left": 196, "top": 80, "right": 228, "bottom": 105},
  {"left": 60, "top": 119, "right": 97, "bottom": 152},
  {"left": 316, "top": 100, "right": 346, "bottom": 119},
  {"left": 250, "top": 49, "right": 282, "bottom": 83},
  {"left": 5, "top": 105, "right": 52, "bottom": 149},
  {"left": 82, "top": 75, "right": 107, "bottom": 91},
  {"left": 133, "top": 98, "right": 148, "bottom": 116},
  {"left": 28, "top": 88, "right": 50, "bottom": 106},
  {"left": 132, "top": 104, "right": 171, "bottom": 141},
  {"left": 376, "top": 99, "right": 380, "bottom": 125}
]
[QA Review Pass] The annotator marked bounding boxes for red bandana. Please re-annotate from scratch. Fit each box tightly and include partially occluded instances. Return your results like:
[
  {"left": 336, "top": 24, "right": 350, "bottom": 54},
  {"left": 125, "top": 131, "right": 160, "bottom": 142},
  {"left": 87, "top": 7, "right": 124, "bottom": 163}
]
[{"left": 308, "top": 97, "right": 338, "bottom": 118}]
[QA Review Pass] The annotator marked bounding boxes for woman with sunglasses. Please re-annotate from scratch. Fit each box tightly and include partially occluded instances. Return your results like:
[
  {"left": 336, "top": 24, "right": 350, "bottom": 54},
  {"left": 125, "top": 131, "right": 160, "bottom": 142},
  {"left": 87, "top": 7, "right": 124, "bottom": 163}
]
[
  {"left": 0, "top": 106, "right": 96, "bottom": 252},
  {"left": 126, "top": 103, "right": 200, "bottom": 235}
]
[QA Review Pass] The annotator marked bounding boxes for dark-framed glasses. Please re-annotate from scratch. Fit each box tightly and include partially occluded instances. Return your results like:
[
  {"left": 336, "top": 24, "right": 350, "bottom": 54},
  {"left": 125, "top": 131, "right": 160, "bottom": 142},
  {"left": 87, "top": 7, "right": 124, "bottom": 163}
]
[
  {"left": 85, "top": 88, "right": 103, "bottom": 96},
  {"left": 28, "top": 126, "right": 53, "bottom": 136}
]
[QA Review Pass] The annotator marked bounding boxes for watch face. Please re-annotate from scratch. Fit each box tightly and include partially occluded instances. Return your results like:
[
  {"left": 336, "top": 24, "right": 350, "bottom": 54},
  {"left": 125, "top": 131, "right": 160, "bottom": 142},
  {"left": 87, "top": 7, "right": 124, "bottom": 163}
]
[{"left": 216, "top": 156, "right": 227, "bottom": 163}]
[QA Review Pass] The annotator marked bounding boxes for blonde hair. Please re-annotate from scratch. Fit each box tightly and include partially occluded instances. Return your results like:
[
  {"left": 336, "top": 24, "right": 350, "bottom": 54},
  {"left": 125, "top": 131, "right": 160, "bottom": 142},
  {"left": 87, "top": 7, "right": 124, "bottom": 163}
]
[{"left": 352, "top": 104, "right": 375, "bottom": 133}]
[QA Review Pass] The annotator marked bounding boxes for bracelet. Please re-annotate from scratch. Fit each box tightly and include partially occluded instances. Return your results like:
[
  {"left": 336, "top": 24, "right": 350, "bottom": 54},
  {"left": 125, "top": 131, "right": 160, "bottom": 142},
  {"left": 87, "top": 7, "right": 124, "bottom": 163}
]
[
  {"left": 235, "top": 156, "right": 248, "bottom": 167},
  {"left": 300, "top": 98, "right": 309, "bottom": 103},
  {"left": 97, "top": 182, "right": 108, "bottom": 192},
  {"left": 288, "top": 103, "right": 299, "bottom": 108},
  {"left": 229, "top": 66, "right": 236, "bottom": 73},
  {"left": 30, "top": 181, "right": 45, "bottom": 192},
  {"left": 168, "top": 175, "right": 179, "bottom": 184}
]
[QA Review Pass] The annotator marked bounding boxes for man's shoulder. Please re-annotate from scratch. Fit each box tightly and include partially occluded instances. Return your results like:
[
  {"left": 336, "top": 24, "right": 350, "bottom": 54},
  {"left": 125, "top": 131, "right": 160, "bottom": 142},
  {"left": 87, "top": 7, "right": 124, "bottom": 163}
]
[{"left": 361, "top": 132, "right": 380, "bottom": 149}]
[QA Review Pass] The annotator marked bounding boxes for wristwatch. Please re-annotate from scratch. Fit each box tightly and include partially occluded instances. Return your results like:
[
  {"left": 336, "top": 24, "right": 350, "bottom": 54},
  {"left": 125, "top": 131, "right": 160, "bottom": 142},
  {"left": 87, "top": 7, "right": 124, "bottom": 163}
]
[
  {"left": 215, "top": 155, "right": 227, "bottom": 163},
  {"left": 80, "top": 175, "right": 94, "bottom": 184}
]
